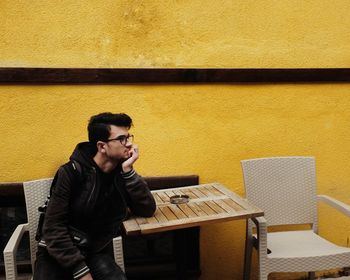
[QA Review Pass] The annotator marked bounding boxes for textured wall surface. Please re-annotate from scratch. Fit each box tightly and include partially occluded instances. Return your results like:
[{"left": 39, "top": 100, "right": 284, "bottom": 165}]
[
  {"left": 1, "top": 1, "right": 350, "bottom": 279},
  {"left": 1, "top": 1, "right": 350, "bottom": 67}
]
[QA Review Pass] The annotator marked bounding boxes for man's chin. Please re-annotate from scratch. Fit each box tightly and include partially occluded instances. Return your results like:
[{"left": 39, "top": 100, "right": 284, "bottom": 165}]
[{"left": 120, "top": 156, "right": 130, "bottom": 162}]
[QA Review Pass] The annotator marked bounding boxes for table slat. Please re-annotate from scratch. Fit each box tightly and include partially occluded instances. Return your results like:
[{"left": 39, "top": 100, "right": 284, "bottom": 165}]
[
  {"left": 214, "top": 199, "right": 237, "bottom": 213},
  {"left": 178, "top": 203, "right": 197, "bottom": 218},
  {"left": 196, "top": 201, "right": 216, "bottom": 215},
  {"left": 154, "top": 208, "right": 168, "bottom": 223},
  {"left": 168, "top": 204, "right": 187, "bottom": 219},
  {"left": 187, "top": 202, "right": 209, "bottom": 217},
  {"left": 159, "top": 206, "right": 178, "bottom": 221}
]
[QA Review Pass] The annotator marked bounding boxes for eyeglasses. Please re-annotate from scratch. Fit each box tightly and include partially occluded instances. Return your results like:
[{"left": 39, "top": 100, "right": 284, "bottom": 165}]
[{"left": 106, "top": 134, "right": 134, "bottom": 146}]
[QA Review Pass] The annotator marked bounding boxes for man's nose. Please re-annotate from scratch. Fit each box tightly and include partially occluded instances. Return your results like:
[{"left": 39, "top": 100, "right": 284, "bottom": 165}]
[{"left": 125, "top": 141, "right": 132, "bottom": 148}]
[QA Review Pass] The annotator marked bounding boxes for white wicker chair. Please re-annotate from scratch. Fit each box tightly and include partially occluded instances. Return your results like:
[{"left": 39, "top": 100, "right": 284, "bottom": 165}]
[
  {"left": 3, "top": 178, "right": 124, "bottom": 280},
  {"left": 241, "top": 157, "right": 350, "bottom": 280}
]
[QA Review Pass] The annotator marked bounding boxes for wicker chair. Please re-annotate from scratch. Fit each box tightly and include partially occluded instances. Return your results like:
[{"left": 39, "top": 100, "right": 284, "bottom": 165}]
[
  {"left": 241, "top": 157, "right": 350, "bottom": 280},
  {"left": 3, "top": 178, "right": 124, "bottom": 280}
]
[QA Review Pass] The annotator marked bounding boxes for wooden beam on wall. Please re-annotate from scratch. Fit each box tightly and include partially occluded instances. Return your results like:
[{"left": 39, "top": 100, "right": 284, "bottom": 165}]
[
  {"left": 0, "top": 68, "right": 350, "bottom": 84},
  {"left": 0, "top": 182, "right": 25, "bottom": 207}
]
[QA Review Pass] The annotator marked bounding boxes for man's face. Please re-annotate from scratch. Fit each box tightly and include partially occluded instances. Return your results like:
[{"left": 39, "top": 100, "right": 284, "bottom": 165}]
[{"left": 103, "top": 125, "right": 133, "bottom": 162}]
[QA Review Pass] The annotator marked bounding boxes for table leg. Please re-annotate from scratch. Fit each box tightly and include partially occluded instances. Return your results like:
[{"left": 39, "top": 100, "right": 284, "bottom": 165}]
[{"left": 174, "top": 229, "right": 188, "bottom": 280}]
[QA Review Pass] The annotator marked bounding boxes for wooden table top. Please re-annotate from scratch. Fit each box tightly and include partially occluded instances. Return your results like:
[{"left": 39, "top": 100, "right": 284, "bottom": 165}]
[{"left": 123, "top": 183, "right": 264, "bottom": 235}]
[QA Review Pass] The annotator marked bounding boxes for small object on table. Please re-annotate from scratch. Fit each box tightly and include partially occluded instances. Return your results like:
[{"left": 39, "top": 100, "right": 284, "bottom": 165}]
[{"left": 170, "top": 195, "right": 189, "bottom": 204}]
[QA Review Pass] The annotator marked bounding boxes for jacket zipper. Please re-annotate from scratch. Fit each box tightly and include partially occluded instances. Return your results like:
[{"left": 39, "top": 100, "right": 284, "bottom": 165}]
[
  {"left": 87, "top": 167, "right": 97, "bottom": 206},
  {"left": 115, "top": 176, "right": 128, "bottom": 221}
]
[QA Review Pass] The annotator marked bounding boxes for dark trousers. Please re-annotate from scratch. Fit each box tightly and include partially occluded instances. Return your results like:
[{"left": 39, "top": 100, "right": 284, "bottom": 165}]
[{"left": 33, "top": 246, "right": 127, "bottom": 280}]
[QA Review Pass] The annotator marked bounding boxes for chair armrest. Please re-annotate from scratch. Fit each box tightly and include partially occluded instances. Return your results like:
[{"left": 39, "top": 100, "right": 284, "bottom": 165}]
[
  {"left": 252, "top": 217, "right": 268, "bottom": 255},
  {"left": 112, "top": 236, "right": 125, "bottom": 272},
  {"left": 3, "top": 223, "right": 29, "bottom": 280},
  {"left": 318, "top": 195, "right": 350, "bottom": 218}
]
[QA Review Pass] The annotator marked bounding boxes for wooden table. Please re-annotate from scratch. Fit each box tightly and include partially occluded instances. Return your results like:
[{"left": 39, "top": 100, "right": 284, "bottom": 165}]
[
  {"left": 123, "top": 182, "right": 263, "bottom": 234},
  {"left": 123, "top": 183, "right": 263, "bottom": 279}
]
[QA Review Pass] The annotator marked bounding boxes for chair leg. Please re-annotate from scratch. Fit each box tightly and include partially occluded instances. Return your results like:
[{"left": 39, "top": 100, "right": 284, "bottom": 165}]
[
  {"left": 243, "top": 225, "right": 253, "bottom": 280},
  {"left": 243, "top": 241, "right": 253, "bottom": 280},
  {"left": 112, "top": 236, "right": 125, "bottom": 272},
  {"left": 258, "top": 271, "right": 269, "bottom": 280},
  {"left": 308, "top": 272, "right": 315, "bottom": 280}
]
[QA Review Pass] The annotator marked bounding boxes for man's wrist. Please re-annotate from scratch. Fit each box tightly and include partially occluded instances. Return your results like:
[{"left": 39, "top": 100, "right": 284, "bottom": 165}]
[
  {"left": 122, "top": 165, "right": 133, "bottom": 173},
  {"left": 121, "top": 168, "right": 136, "bottom": 179}
]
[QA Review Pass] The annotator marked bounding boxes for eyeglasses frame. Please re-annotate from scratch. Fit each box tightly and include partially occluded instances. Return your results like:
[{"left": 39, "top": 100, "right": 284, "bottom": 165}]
[{"left": 106, "top": 134, "right": 134, "bottom": 146}]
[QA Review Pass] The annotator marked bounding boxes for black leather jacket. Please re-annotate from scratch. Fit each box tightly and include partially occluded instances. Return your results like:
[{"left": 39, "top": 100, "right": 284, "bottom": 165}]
[{"left": 41, "top": 142, "right": 156, "bottom": 278}]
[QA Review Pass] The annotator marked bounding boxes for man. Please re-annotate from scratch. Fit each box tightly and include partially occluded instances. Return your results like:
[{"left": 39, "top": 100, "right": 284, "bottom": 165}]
[{"left": 34, "top": 112, "right": 156, "bottom": 280}]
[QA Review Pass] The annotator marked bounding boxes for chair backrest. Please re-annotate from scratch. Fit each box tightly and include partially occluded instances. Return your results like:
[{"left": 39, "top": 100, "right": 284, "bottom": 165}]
[
  {"left": 23, "top": 178, "right": 53, "bottom": 269},
  {"left": 241, "top": 157, "right": 318, "bottom": 228}
]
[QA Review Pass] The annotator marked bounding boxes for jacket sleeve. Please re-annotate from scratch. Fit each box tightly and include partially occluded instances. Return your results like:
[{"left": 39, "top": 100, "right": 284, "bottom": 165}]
[
  {"left": 121, "top": 169, "right": 156, "bottom": 217},
  {"left": 42, "top": 165, "right": 90, "bottom": 279}
]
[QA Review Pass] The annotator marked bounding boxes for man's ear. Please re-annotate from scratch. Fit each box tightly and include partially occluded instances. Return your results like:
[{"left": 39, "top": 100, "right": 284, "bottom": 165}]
[{"left": 96, "top": 141, "right": 106, "bottom": 153}]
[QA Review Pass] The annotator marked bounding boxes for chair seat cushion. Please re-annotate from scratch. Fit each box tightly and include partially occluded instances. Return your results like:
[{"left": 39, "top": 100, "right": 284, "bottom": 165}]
[{"left": 266, "top": 230, "right": 350, "bottom": 258}]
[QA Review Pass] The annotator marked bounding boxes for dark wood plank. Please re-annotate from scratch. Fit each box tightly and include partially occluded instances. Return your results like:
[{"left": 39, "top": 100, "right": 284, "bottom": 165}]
[
  {"left": 0, "top": 68, "right": 350, "bottom": 84},
  {"left": 0, "top": 175, "right": 199, "bottom": 208},
  {"left": 0, "top": 182, "right": 25, "bottom": 207}
]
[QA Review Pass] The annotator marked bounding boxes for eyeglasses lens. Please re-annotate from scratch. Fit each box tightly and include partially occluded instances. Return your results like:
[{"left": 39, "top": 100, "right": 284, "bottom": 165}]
[{"left": 121, "top": 135, "right": 133, "bottom": 145}]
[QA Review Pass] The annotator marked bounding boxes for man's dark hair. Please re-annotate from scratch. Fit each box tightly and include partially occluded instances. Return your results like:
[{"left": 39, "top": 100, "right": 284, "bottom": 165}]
[{"left": 88, "top": 112, "right": 132, "bottom": 144}]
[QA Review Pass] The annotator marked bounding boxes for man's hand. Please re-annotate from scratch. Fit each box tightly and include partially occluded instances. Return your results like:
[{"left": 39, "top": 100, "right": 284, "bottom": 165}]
[
  {"left": 80, "top": 272, "right": 93, "bottom": 280},
  {"left": 122, "top": 144, "right": 139, "bottom": 173}
]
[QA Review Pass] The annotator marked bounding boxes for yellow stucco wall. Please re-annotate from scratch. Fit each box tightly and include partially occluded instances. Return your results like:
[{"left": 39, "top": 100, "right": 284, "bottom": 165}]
[
  {"left": 1, "top": 1, "right": 350, "bottom": 279},
  {"left": 1, "top": 1, "right": 350, "bottom": 67}
]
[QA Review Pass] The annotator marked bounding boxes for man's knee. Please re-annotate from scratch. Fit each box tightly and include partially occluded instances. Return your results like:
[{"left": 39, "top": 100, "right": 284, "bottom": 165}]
[{"left": 88, "top": 253, "right": 126, "bottom": 280}]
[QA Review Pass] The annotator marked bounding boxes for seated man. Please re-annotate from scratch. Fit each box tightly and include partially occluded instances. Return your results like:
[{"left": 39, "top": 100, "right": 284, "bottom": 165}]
[{"left": 34, "top": 112, "right": 156, "bottom": 280}]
